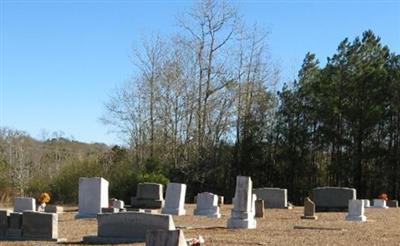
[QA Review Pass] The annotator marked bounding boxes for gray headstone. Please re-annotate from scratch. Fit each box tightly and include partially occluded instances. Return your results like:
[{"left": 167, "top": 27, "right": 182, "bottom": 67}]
[
  {"left": 301, "top": 197, "right": 317, "bottom": 220},
  {"left": 132, "top": 183, "right": 165, "bottom": 209},
  {"left": 77, "top": 177, "right": 109, "bottom": 218},
  {"left": 372, "top": 199, "right": 389, "bottom": 209},
  {"left": 14, "top": 197, "right": 36, "bottom": 212},
  {"left": 387, "top": 200, "right": 398, "bottom": 208},
  {"left": 112, "top": 200, "right": 125, "bottom": 209},
  {"left": 145, "top": 230, "right": 187, "bottom": 246},
  {"left": 255, "top": 200, "right": 264, "bottom": 218},
  {"left": 312, "top": 187, "right": 356, "bottom": 212},
  {"left": 0, "top": 210, "right": 9, "bottom": 238},
  {"left": 193, "top": 192, "right": 220, "bottom": 218},
  {"left": 346, "top": 200, "right": 367, "bottom": 221},
  {"left": 253, "top": 188, "right": 289, "bottom": 208},
  {"left": 22, "top": 211, "right": 58, "bottom": 240},
  {"left": 227, "top": 176, "right": 257, "bottom": 229},
  {"left": 83, "top": 212, "right": 176, "bottom": 244},
  {"left": 161, "top": 183, "right": 186, "bottom": 216}
]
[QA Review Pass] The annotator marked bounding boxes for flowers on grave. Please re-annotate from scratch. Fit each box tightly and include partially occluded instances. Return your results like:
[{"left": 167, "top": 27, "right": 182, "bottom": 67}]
[
  {"left": 377, "top": 193, "right": 388, "bottom": 201},
  {"left": 38, "top": 192, "right": 51, "bottom": 204}
]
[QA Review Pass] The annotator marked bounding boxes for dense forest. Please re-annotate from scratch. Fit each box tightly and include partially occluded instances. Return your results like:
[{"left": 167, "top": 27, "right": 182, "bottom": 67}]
[{"left": 1, "top": 1, "right": 399, "bottom": 204}]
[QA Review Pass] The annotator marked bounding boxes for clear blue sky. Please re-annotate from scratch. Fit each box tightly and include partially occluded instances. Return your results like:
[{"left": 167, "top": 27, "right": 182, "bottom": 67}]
[{"left": 1, "top": 0, "right": 399, "bottom": 145}]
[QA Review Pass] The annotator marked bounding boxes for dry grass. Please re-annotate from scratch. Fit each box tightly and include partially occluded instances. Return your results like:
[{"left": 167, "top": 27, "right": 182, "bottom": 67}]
[{"left": 1, "top": 204, "right": 399, "bottom": 245}]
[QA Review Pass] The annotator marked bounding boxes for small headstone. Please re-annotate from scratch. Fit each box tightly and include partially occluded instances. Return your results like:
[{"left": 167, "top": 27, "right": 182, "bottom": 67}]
[
  {"left": 253, "top": 188, "right": 291, "bottom": 209},
  {"left": 131, "top": 183, "right": 165, "bottom": 209},
  {"left": 44, "top": 205, "right": 63, "bottom": 214},
  {"left": 145, "top": 229, "right": 187, "bottom": 246},
  {"left": 227, "top": 176, "right": 257, "bottom": 229},
  {"left": 301, "top": 197, "right": 317, "bottom": 220},
  {"left": 14, "top": 197, "right": 36, "bottom": 212},
  {"left": 312, "top": 187, "right": 356, "bottom": 212},
  {"left": 161, "top": 183, "right": 186, "bottom": 216},
  {"left": 83, "top": 212, "right": 176, "bottom": 244},
  {"left": 193, "top": 192, "right": 220, "bottom": 218},
  {"left": 6, "top": 212, "right": 22, "bottom": 239},
  {"left": 113, "top": 200, "right": 125, "bottom": 209},
  {"left": 387, "top": 200, "right": 398, "bottom": 208},
  {"left": 255, "top": 200, "right": 264, "bottom": 218},
  {"left": 0, "top": 210, "right": 9, "bottom": 238},
  {"left": 77, "top": 177, "right": 109, "bottom": 218},
  {"left": 361, "top": 199, "right": 370, "bottom": 208},
  {"left": 372, "top": 199, "right": 389, "bottom": 209},
  {"left": 346, "top": 200, "right": 367, "bottom": 222},
  {"left": 22, "top": 211, "right": 58, "bottom": 240}
]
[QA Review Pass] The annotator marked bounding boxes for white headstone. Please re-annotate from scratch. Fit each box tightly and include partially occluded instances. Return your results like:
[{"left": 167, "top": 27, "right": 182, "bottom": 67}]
[
  {"left": 361, "top": 199, "right": 370, "bottom": 208},
  {"left": 161, "top": 183, "right": 186, "bottom": 216},
  {"left": 112, "top": 200, "right": 125, "bottom": 209},
  {"left": 346, "top": 200, "right": 367, "bottom": 221},
  {"left": 77, "top": 177, "right": 109, "bottom": 218},
  {"left": 14, "top": 197, "right": 36, "bottom": 212},
  {"left": 227, "top": 176, "right": 257, "bottom": 229},
  {"left": 193, "top": 192, "right": 220, "bottom": 218},
  {"left": 372, "top": 199, "right": 388, "bottom": 209}
]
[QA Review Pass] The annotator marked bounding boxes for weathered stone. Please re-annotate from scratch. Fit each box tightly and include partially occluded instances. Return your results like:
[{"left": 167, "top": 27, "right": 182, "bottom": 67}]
[
  {"left": 227, "top": 176, "right": 257, "bottom": 229},
  {"left": 22, "top": 211, "right": 58, "bottom": 240},
  {"left": 0, "top": 210, "right": 9, "bottom": 238},
  {"left": 255, "top": 200, "right": 264, "bottom": 218},
  {"left": 44, "top": 205, "right": 63, "bottom": 214},
  {"left": 372, "top": 199, "right": 389, "bottom": 209},
  {"left": 161, "top": 183, "right": 186, "bottom": 216},
  {"left": 312, "top": 187, "right": 356, "bottom": 212},
  {"left": 14, "top": 197, "right": 36, "bottom": 212},
  {"left": 83, "top": 212, "right": 176, "bottom": 244},
  {"left": 193, "top": 192, "right": 220, "bottom": 218},
  {"left": 387, "top": 200, "right": 398, "bottom": 208},
  {"left": 253, "top": 188, "right": 290, "bottom": 209},
  {"left": 132, "top": 183, "right": 165, "bottom": 209},
  {"left": 6, "top": 213, "right": 22, "bottom": 239},
  {"left": 301, "top": 197, "right": 317, "bottom": 220},
  {"left": 76, "top": 177, "right": 109, "bottom": 218},
  {"left": 346, "top": 200, "right": 367, "bottom": 222},
  {"left": 145, "top": 230, "right": 187, "bottom": 246}
]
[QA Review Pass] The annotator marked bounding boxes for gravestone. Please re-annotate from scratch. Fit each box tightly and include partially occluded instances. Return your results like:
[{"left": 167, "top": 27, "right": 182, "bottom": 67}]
[
  {"left": 193, "top": 192, "right": 220, "bottom": 218},
  {"left": 255, "top": 200, "right": 264, "bottom": 218},
  {"left": 372, "top": 199, "right": 389, "bottom": 209},
  {"left": 131, "top": 183, "right": 165, "bottom": 209},
  {"left": 145, "top": 230, "right": 187, "bottom": 246},
  {"left": 361, "top": 199, "right": 370, "bottom": 208},
  {"left": 312, "top": 187, "right": 356, "bottom": 212},
  {"left": 161, "top": 183, "right": 186, "bottom": 216},
  {"left": 301, "top": 197, "right": 317, "bottom": 220},
  {"left": 387, "top": 200, "right": 398, "bottom": 208},
  {"left": 22, "top": 211, "right": 58, "bottom": 240},
  {"left": 0, "top": 210, "right": 9, "bottom": 238},
  {"left": 227, "top": 176, "right": 257, "bottom": 229},
  {"left": 253, "top": 188, "right": 290, "bottom": 209},
  {"left": 6, "top": 212, "right": 22, "bottom": 239},
  {"left": 77, "top": 177, "right": 109, "bottom": 218},
  {"left": 83, "top": 212, "right": 176, "bottom": 244},
  {"left": 345, "top": 200, "right": 367, "bottom": 222},
  {"left": 218, "top": 196, "right": 224, "bottom": 206},
  {"left": 113, "top": 200, "right": 125, "bottom": 209},
  {"left": 44, "top": 205, "right": 63, "bottom": 214},
  {"left": 14, "top": 197, "right": 36, "bottom": 212}
]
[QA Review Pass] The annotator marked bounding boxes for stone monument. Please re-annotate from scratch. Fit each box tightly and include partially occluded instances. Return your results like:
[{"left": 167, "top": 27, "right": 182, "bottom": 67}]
[
  {"left": 193, "top": 192, "right": 220, "bottom": 218},
  {"left": 301, "top": 197, "right": 317, "bottom": 220},
  {"left": 346, "top": 200, "right": 367, "bottom": 221},
  {"left": 131, "top": 183, "right": 165, "bottom": 209},
  {"left": 76, "top": 177, "right": 109, "bottom": 218},
  {"left": 372, "top": 199, "right": 389, "bottom": 209},
  {"left": 14, "top": 197, "right": 36, "bottom": 213},
  {"left": 161, "top": 183, "right": 186, "bottom": 216}
]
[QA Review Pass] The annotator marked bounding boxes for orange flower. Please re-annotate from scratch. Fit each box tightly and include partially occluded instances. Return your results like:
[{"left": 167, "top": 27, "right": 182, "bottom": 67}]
[
  {"left": 378, "top": 193, "right": 388, "bottom": 201},
  {"left": 38, "top": 192, "right": 51, "bottom": 204}
]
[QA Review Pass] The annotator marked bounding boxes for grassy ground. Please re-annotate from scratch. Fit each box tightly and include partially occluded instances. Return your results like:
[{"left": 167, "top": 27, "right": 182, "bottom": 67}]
[{"left": 1, "top": 204, "right": 399, "bottom": 245}]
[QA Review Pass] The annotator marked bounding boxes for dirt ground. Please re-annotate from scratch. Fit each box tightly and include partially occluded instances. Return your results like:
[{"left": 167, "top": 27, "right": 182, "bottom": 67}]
[{"left": 1, "top": 204, "right": 399, "bottom": 246}]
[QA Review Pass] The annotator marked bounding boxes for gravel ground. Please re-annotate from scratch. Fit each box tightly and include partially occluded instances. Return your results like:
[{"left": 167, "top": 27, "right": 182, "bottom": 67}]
[{"left": 1, "top": 204, "right": 399, "bottom": 245}]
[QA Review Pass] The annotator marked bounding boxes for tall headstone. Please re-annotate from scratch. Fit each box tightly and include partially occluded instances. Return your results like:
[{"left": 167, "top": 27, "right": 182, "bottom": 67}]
[
  {"left": 22, "top": 211, "right": 58, "bottom": 240},
  {"left": 253, "top": 188, "right": 290, "bottom": 209},
  {"left": 312, "top": 187, "right": 356, "bottom": 212},
  {"left": 77, "top": 177, "right": 109, "bottom": 218},
  {"left": 346, "top": 200, "right": 367, "bottom": 222},
  {"left": 255, "top": 200, "right": 264, "bottom": 218},
  {"left": 145, "top": 230, "right": 187, "bottom": 246},
  {"left": 161, "top": 183, "right": 186, "bottom": 216},
  {"left": 83, "top": 212, "right": 176, "bottom": 244},
  {"left": 14, "top": 197, "right": 36, "bottom": 212},
  {"left": 227, "top": 176, "right": 257, "bottom": 229},
  {"left": 372, "top": 199, "right": 389, "bottom": 209},
  {"left": 193, "top": 192, "right": 220, "bottom": 218},
  {"left": 131, "top": 183, "right": 165, "bottom": 209},
  {"left": 301, "top": 197, "right": 317, "bottom": 220}
]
